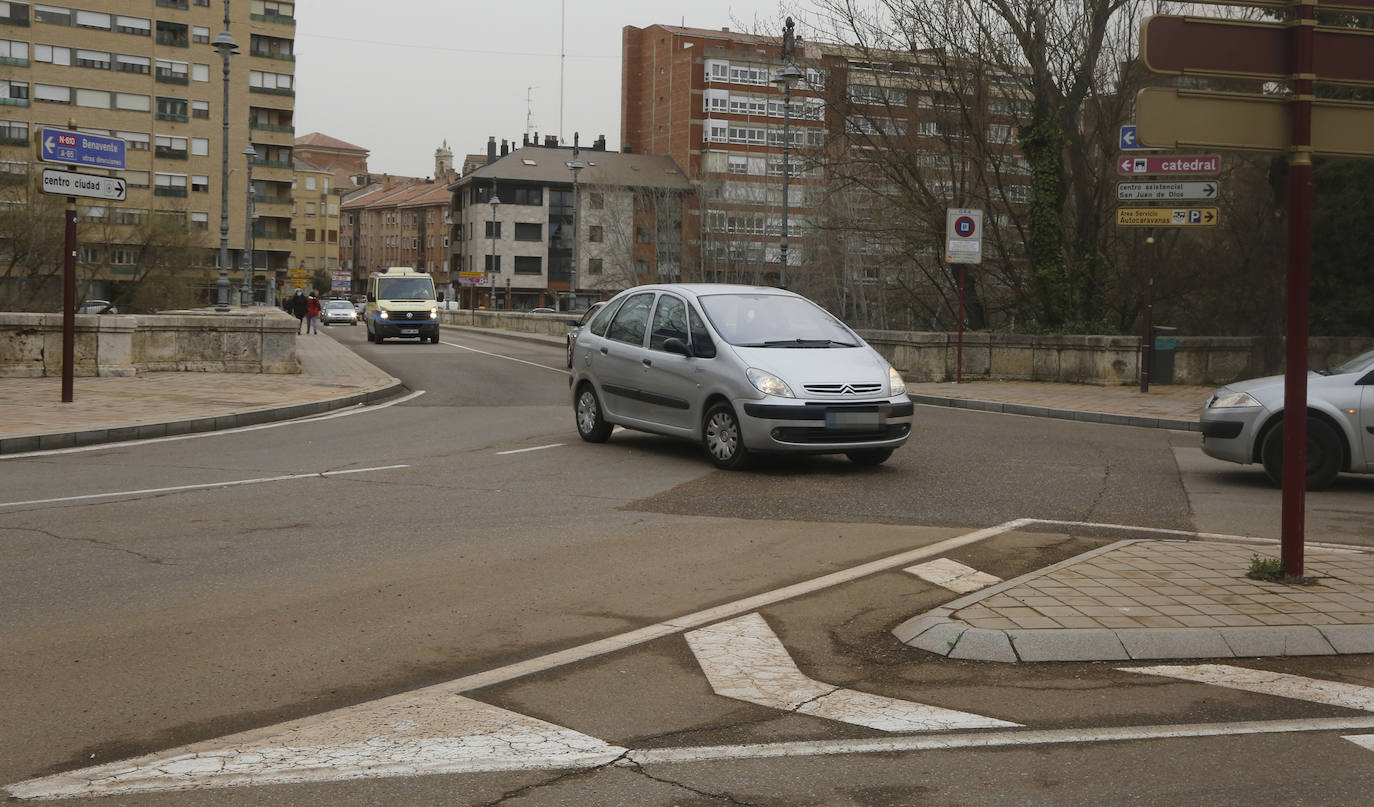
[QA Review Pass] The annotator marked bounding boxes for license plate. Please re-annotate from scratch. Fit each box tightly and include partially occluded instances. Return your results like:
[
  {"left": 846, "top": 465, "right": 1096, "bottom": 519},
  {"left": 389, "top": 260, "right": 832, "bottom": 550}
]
[
  {"left": 826, "top": 410, "right": 880, "bottom": 430},
  {"left": 400, "top": 328, "right": 419, "bottom": 335}
]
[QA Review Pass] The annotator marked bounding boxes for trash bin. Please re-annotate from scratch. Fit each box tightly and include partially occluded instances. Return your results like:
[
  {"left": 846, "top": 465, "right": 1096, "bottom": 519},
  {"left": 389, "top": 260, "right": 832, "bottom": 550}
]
[{"left": 1152, "top": 327, "right": 1179, "bottom": 385}]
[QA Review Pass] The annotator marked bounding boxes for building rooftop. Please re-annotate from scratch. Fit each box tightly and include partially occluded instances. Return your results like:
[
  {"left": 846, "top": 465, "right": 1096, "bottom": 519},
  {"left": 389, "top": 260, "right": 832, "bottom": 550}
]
[{"left": 454, "top": 145, "right": 691, "bottom": 191}]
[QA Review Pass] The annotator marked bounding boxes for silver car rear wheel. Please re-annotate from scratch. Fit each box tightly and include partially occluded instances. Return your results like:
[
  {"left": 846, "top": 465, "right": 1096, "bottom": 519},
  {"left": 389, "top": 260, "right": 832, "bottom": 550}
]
[
  {"left": 576, "top": 385, "right": 612, "bottom": 442},
  {"left": 704, "top": 402, "right": 749, "bottom": 470}
]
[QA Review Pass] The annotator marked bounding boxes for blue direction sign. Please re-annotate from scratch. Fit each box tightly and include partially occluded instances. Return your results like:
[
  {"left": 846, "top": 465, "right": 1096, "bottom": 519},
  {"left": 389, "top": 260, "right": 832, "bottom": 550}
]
[
  {"left": 1119, "top": 125, "right": 1158, "bottom": 151},
  {"left": 38, "top": 128, "right": 126, "bottom": 170}
]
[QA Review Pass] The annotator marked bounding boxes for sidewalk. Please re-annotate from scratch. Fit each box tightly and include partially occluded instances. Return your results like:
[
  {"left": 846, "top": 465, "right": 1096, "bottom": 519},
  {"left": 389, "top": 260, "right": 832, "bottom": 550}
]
[
  {"left": 907, "top": 379, "right": 1212, "bottom": 431},
  {"left": 0, "top": 328, "right": 401, "bottom": 455}
]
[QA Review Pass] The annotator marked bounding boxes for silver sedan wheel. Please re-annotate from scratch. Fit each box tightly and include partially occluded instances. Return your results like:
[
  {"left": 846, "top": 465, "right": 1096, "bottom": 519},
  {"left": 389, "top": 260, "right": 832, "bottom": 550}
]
[{"left": 704, "top": 409, "right": 739, "bottom": 462}]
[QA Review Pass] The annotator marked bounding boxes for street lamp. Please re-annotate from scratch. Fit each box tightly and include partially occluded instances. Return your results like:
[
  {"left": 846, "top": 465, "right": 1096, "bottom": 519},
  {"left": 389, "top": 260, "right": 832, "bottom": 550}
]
[
  {"left": 212, "top": 1, "right": 238, "bottom": 312},
  {"left": 772, "top": 60, "right": 803, "bottom": 290},
  {"left": 566, "top": 140, "right": 585, "bottom": 313},
  {"left": 489, "top": 188, "right": 500, "bottom": 310},
  {"left": 240, "top": 144, "right": 257, "bottom": 306}
]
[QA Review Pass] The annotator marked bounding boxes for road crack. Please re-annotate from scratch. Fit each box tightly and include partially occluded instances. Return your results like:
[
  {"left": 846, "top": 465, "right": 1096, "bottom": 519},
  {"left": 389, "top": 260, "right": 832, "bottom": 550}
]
[{"left": 0, "top": 525, "right": 168, "bottom": 564}]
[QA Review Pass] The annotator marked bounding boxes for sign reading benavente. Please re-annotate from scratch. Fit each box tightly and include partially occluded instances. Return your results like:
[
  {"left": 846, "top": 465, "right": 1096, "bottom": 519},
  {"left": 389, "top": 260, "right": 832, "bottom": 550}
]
[
  {"left": 38, "top": 128, "right": 126, "bottom": 170},
  {"left": 40, "top": 169, "right": 127, "bottom": 201},
  {"left": 1117, "top": 181, "right": 1218, "bottom": 202}
]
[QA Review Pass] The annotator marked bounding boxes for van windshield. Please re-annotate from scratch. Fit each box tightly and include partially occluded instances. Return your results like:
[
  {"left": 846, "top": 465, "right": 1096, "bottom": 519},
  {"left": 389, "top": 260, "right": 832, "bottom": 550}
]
[
  {"left": 376, "top": 277, "right": 435, "bottom": 300},
  {"left": 698, "top": 293, "right": 858, "bottom": 347}
]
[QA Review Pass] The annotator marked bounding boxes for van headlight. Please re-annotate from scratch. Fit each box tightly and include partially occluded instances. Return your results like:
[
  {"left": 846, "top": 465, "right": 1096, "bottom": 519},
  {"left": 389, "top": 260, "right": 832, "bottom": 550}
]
[
  {"left": 747, "top": 368, "right": 794, "bottom": 398},
  {"left": 378, "top": 309, "right": 390, "bottom": 320},
  {"left": 889, "top": 366, "right": 907, "bottom": 396},
  {"left": 429, "top": 307, "right": 439, "bottom": 319}
]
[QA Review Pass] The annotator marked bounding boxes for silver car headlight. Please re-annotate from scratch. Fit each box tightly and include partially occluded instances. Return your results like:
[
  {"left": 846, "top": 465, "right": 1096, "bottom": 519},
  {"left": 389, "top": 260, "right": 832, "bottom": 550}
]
[
  {"left": 1209, "top": 391, "right": 1261, "bottom": 409},
  {"left": 889, "top": 365, "right": 907, "bottom": 396},
  {"left": 747, "top": 368, "right": 795, "bottom": 398}
]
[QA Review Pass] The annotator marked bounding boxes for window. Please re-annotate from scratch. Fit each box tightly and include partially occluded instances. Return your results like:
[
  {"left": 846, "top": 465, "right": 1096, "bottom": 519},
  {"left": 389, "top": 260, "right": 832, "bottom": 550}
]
[
  {"left": 304, "top": 175, "right": 315, "bottom": 190},
  {"left": 155, "top": 134, "right": 187, "bottom": 158},
  {"left": 1, "top": 79, "right": 27, "bottom": 102},
  {"left": 33, "top": 44, "right": 70, "bottom": 65},
  {"left": 115, "top": 92, "right": 149, "bottom": 111},
  {"left": 249, "top": 70, "right": 292, "bottom": 93},
  {"left": 586, "top": 257, "right": 602, "bottom": 275},
  {"left": 191, "top": 174, "right": 208, "bottom": 192},
  {"left": 514, "top": 222, "right": 541, "bottom": 241},
  {"left": 988, "top": 124, "right": 1014, "bottom": 144},
  {"left": 588, "top": 192, "right": 604, "bottom": 209},
  {"left": 155, "top": 59, "right": 188, "bottom": 83},
  {"left": 636, "top": 227, "right": 650, "bottom": 244},
  {"left": 1, "top": 3, "right": 32, "bottom": 27},
  {"left": 705, "top": 59, "right": 728, "bottom": 82},
  {"left": 588, "top": 225, "right": 603, "bottom": 243},
  {"left": 513, "top": 255, "right": 541, "bottom": 274},
  {"left": 484, "top": 221, "right": 501, "bottom": 238},
  {"left": 305, "top": 228, "right": 315, "bottom": 242},
  {"left": 917, "top": 120, "right": 940, "bottom": 137},
  {"left": 155, "top": 20, "right": 187, "bottom": 47},
  {"left": 190, "top": 137, "right": 207, "bottom": 156},
  {"left": 115, "top": 15, "right": 151, "bottom": 35},
  {"left": 34, "top": 83, "right": 71, "bottom": 103},
  {"left": 191, "top": 211, "right": 208, "bottom": 229},
  {"left": 252, "top": 1, "right": 295, "bottom": 20},
  {"left": 117, "top": 171, "right": 149, "bottom": 189},
  {"left": 705, "top": 119, "right": 727, "bottom": 143},
  {"left": 154, "top": 172, "right": 187, "bottom": 196},
  {"left": 34, "top": 5, "right": 72, "bottom": 25},
  {"left": 649, "top": 294, "right": 688, "bottom": 351},
  {"left": 75, "top": 88, "right": 110, "bottom": 108},
  {"left": 74, "top": 9, "right": 109, "bottom": 29},
  {"left": 111, "top": 247, "right": 137, "bottom": 266},
  {"left": 606, "top": 292, "right": 653, "bottom": 346},
  {"left": 705, "top": 88, "right": 728, "bottom": 113},
  {"left": 191, "top": 99, "right": 208, "bottom": 118},
  {"left": 114, "top": 54, "right": 149, "bottom": 74},
  {"left": 729, "top": 64, "right": 768, "bottom": 85},
  {"left": 305, "top": 202, "right": 315, "bottom": 216},
  {"left": 1, "top": 39, "right": 29, "bottom": 64},
  {"left": 484, "top": 254, "right": 500, "bottom": 272},
  {"left": 328, "top": 230, "right": 337, "bottom": 243},
  {"left": 75, "top": 49, "right": 110, "bottom": 69},
  {"left": 156, "top": 96, "right": 187, "bottom": 121},
  {"left": 192, "top": 25, "right": 209, "bottom": 43},
  {"left": 0, "top": 120, "right": 27, "bottom": 144},
  {"left": 192, "top": 63, "right": 207, "bottom": 82}
]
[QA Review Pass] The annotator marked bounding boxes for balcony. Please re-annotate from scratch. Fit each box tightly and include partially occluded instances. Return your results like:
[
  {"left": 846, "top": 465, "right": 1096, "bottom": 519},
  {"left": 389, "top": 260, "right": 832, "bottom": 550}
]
[
  {"left": 155, "top": 34, "right": 189, "bottom": 48},
  {"left": 155, "top": 112, "right": 188, "bottom": 123},
  {"left": 251, "top": 12, "right": 296, "bottom": 25},
  {"left": 0, "top": 135, "right": 29, "bottom": 147},
  {"left": 249, "top": 86, "right": 295, "bottom": 97},
  {"left": 0, "top": 56, "right": 28, "bottom": 67},
  {"left": 253, "top": 193, "right": 292, "bottom": 206},
  {"left": 249, "top": 122, "right": 295, "bottom": 134},
  {"left": 154, "top": 187, "right": 188, "bottom": 198},
  {"left": 156, "top": 0, "right": 189, "bottom": 8},
  {"left": 250, "top": 49, "right": 295, "bottom": 62},
  {"left": 154, "top": 146, "right": 188, "bottom": 160},
  {"left": 155, "top": 71, "right": 189, "bottom": 85},
  {"left": 0, "top": 97, "right": 29, "bottom": 107},
  {"left": 251, "top": 158, "right": 293, "bottom": 170}
]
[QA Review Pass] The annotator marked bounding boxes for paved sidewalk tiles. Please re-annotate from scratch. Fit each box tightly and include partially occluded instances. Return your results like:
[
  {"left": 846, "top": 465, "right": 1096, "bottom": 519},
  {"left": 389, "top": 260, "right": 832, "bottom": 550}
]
[{"left": 896, "top": 538, "right": 1374, "bottom": 662}]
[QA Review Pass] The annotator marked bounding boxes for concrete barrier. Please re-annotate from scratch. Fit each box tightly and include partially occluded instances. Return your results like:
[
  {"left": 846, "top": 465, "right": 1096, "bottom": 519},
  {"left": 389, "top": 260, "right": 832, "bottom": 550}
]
[{"left": 0, "top": 309, "right": 300, "bottom": 378}]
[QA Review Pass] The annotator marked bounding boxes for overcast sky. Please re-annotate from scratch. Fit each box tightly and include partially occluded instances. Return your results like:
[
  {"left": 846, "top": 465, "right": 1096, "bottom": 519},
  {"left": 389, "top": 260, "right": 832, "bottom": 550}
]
[{"left": 293, "top": 1, "right": 794, "bottom": 178}]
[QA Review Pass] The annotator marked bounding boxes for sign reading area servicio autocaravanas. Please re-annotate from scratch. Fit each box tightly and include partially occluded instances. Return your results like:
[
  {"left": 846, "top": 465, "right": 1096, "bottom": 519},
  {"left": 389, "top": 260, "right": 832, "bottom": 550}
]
[{"left": 1117, "top": 207, "right": 1219, "bottom": 227}]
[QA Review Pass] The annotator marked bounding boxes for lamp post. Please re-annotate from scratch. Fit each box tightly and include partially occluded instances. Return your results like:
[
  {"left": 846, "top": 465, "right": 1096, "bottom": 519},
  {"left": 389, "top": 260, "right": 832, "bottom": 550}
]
[
  {"left": 240, "top": 144, "right": 257, "bottom": 306},
  {"left": 489, "top": 189, "right": 500, "bottom": 309},
  {"left": 212, "top": 1, "right": 238, "bottom": 311},
  {"left": 566, "top": 139, "right": 585, "bottom": 313},
  {"left": 772, "top": 31, "right": 802, "bottom": 291}
]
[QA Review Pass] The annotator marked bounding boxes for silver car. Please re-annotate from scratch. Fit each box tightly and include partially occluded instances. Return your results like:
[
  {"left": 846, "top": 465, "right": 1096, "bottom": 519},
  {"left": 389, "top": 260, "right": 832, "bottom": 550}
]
[
  {"left": 568, "top": 284, "right": 912, "bottom": 469},
  {"left": 321, "top": 299, "right": 358, "bottom": 326},
  {"left": 1200, "top": 347, "right": 1374, "bottom": 489}
]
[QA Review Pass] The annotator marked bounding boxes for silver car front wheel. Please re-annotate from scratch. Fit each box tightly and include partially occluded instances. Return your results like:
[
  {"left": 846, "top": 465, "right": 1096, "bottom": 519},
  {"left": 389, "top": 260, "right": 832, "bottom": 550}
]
[{"left": 703, "top": 402, "right": 749, "bottom": 470}]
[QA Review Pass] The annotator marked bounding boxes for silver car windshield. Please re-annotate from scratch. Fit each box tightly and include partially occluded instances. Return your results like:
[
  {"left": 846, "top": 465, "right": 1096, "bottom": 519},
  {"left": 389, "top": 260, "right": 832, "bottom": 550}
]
[
  {"left": 1323, "top": 347, "right": 1374, "bottom": 376},
  {"left": 698, "top": 293, "right": 859, "bottom": 347}
]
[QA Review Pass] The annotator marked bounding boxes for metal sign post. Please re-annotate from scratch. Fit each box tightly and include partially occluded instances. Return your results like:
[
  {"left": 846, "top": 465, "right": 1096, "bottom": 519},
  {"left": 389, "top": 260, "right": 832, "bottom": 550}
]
[{"left": 945, "top": 208, "right": 983, "bottom": 384}]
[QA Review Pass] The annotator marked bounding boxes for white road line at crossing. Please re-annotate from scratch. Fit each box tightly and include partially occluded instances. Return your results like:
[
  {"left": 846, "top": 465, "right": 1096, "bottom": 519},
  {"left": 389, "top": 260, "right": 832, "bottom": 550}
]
[
  {"left": 440, "top": 341, "right": 568, "bottom": 374},
  {"left": 496, "top": 443, "right": 565, "bottom": 455},
  {"left": 0, "top": 465, "right": 411, "bottom": 509},
  {"left": 1123, "top": 664, "right": 1374, "bottom": 711},
  {"left": 686, "top": 613, "right": 1018, "bottom": 732},
  {"left": 625, "top": 717, "right": 1374, "bottom": 767},
  {"left": 0, "top": 390, "right": 427, "bottom": 460},
  {"left": 1343, "top": 734, "right": 1374, "bottom": 754},
  {"left": 5, "top": 696, "right": 626, "bottom": 801},
  {"left": 904, "top": 558, "right": 1002, "bottom": 593}
]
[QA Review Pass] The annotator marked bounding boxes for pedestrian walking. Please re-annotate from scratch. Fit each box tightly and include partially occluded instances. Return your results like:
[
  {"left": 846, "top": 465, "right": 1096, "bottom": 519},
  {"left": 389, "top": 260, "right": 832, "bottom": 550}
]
[
  {"left": 305, "top": 292, "right": 321, "bottom": 334},
  {"left": 289, "top": 289, "right": 307, "bottom": 333}
]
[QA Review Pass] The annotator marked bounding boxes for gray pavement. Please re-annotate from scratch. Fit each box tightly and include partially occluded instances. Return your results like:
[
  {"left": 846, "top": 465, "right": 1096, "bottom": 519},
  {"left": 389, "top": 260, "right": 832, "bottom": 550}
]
[{"left": 3, "top": 324, "right": 1368, "bottom": 665}]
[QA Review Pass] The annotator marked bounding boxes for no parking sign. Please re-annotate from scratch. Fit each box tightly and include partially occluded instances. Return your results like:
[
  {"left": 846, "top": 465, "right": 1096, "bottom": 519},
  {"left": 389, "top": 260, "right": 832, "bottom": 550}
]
[{"left": 945, "top": 208, "right": 983, "bottom": 264}]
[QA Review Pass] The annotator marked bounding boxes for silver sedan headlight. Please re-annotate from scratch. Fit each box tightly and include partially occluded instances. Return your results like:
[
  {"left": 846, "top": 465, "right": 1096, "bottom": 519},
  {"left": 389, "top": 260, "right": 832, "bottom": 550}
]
[
  {"left": 747, "top": 368, "right": 795, "bottom": 398},
  {"left": 1209, "top": 391, "right": 1261, "bottom": 409},
  {"left": 889, "top": 366, "right": 907, "bottom": 396}
]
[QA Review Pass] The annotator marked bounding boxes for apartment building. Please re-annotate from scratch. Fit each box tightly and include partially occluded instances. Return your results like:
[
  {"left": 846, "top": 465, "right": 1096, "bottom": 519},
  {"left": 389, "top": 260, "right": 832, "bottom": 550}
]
[
  {"left": 286, "top": 158, "right": 338, "bottom": 295},
  {"left": 0, "top": 0, "right": 296, "bottom": 306},
  {"left": 621, "top": 23, "right": 1030, "bottom": 327},
  {"left": 448, "top": 135, "right": 691, "bottom": 311}
]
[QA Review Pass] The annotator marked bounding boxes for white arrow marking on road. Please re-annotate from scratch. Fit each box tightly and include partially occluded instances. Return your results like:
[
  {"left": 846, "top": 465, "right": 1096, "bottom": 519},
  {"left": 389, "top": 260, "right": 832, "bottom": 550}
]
[
  {"left": 1123, "top": 664, "right": 1374, "bottom": 711},
  {"left": 5, "top": 695, "right": 626, "bottom": 800},
  {"left": 686, "top": 613, "right": 1018, "bottom": 732},
  {"left": 905, "top": 558, "right": 1001, "bottom": 593}
]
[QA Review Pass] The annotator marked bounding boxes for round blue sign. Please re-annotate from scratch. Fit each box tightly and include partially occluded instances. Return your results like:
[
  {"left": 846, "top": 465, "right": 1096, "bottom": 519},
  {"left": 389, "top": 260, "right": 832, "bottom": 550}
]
[{"left": 955, "top": 216, "right": 976, "bottom": 237}]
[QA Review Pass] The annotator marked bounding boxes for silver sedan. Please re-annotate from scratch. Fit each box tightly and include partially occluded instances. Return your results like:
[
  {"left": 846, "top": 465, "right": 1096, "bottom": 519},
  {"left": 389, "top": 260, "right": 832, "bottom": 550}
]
[{"left": 1200, "top": 347, "right": 1374, "bottom": 488}]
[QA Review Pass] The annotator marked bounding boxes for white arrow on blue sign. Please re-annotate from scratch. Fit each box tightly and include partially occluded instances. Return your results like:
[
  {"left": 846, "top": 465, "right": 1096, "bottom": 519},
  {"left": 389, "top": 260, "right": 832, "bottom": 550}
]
[
  {"left": 1119, "top": 125, "right": 1158, "bottom": 152},
  {"left": 38, "top": 128, "right": 127, "bottom": 170}
]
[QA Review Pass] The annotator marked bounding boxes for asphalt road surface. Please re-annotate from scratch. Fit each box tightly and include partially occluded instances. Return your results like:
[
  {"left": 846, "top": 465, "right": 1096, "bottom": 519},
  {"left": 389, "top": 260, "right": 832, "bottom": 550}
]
[{"left": 2, "top": 325, "right": 1371, "bottom": 805}]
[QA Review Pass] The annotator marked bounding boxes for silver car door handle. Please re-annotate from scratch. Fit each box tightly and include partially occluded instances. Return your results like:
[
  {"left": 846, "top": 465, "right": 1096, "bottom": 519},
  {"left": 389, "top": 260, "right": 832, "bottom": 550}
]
[
  {"left": 642, "top": 358, "right": 653, "bottom": 367},
  {"left": 600, "top": 347, "right": 609, "bottom": 355}
]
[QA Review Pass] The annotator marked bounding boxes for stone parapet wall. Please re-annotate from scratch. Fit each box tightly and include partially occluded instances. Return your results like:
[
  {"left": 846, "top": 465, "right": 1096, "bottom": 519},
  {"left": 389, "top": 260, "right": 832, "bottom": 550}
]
[
  {"left": 0, "top": 310, "right": 300, "bottom": 378},
  {"left": 441, "top": 309, "right": 1371, "bottom": 387}
]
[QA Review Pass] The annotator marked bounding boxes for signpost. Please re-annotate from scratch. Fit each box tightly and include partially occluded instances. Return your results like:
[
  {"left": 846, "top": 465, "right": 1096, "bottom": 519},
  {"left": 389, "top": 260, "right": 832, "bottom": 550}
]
[
  {"left": 1119, "top": 125, "right": 1156, "bottom": 151},
  {"left": 1116, "top": 154, "right": 1221, "bottom": 175},
  {"left": 945, "top": 208, "right": 982, "bottom": 384},
  {"left": 1136, "top": 88, "right": 1374, "bottom": 157},
  {"left": 1117, "top": 207, "right": 1219, "bottom": 227},
  {"left": 36, "top": 126, "right": 126, "bottom": 404},
  {"left": 1117, "top": 181, "right": 1217, "bottom": 202},
  {"left": 1143, "top": 15, "right": 1374, "bottom": 86},
  {"left": 37, "top": 128, "right": 127, "bottom": 170},
  {"left": 40, "top": 169, "right": 126, "bottom": 201}
]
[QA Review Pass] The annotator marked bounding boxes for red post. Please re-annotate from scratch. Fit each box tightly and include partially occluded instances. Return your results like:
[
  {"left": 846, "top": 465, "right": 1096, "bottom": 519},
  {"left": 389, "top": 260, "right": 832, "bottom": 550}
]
[
  {"left": 61, "top": 196, "right": 77, "bottom": 403},
  {"left": 956, "top": 264, "right": 965, "bottom": 384},
  {"left": 1281, "top": 2, "right": 1316, "bottom": 578},
  {"left": 1140, "top": 231, "right": 1155, "bottom": 394}
]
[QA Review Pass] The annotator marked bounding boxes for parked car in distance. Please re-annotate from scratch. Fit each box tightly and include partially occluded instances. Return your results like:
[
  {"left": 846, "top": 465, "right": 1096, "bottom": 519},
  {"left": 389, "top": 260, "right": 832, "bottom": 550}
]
[
  {"left": 321, "top": 298, "right": 358, "bottom": 326},
  {"left": 529, "top": 307, "right": 557, "bottom": 314},
  {"left": 568, "top": 284, "right": 912, "bottom": 469},
  {"left": 77, "top": 300, "right": 117, "bottom": 314},
  {"left": 1200, "top": 347, "right": 1374, "bottom": 489},
  {"left": 565, "top": 302, "right": 607, "bottom": 368}
]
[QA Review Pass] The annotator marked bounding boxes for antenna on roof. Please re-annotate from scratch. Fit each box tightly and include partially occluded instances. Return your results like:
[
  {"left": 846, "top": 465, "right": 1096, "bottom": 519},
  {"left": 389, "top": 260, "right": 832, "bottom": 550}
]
[{"left": 526, "top": 86, "right": 537, "bottom": 141}]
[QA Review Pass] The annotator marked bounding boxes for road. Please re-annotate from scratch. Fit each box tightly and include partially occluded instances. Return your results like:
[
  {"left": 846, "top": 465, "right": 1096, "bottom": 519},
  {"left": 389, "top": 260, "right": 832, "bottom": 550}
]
[{"left": 2, "top": 325, "right": 1372, "bottom": 805}]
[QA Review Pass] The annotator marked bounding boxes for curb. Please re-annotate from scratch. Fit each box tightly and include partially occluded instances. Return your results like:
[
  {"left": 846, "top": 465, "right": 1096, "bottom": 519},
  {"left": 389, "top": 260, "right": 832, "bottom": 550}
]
[
  {"left": 909, "top": 393, "right": 1200, "bottom": 432},
  {"left": 0, "top": 379, "right": 407, "bottom": 455},
  {"left": 440, "top": 322, "right": 565, "bottom": 349},
  {"left": 893, "top": 539, "right": 1374, "bottom": 662}
]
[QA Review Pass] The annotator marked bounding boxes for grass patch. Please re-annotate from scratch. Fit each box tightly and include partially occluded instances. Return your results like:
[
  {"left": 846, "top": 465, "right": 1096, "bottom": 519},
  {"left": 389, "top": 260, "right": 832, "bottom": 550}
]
[{"left": 1246, "top": 554, "right": 1318, "bottom": 585}]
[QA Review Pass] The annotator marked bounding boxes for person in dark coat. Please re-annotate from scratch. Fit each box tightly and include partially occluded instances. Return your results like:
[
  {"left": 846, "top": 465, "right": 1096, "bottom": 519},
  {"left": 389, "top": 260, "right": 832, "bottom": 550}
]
[{"left": 289, "top": 289, "right": 308, "bottom": 333}]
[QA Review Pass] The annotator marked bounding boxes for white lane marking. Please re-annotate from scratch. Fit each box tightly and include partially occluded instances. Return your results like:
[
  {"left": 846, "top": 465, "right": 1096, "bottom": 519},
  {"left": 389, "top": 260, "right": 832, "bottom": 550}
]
[
  {"left": 5, "top": 695, "right": 625, "bottom": 800},
  {"left": 496, "top": 443, "right": 565, "bottom": 456},
  {"left": 1343, "top": 734, "right": 1374, "bottom": 753},
  {"left": 0, "top": 390, "right": 426, "bottom": 460},
  {"left": 625, "top": 717, "right": 1374, "bottom": 767},
  {"left": 905, "top": 558, "right": 1002, "bottom": 593},
  {"left": 0, "top": 465, "right": 410, "bottom": 509},
  {"left": 440, "top": 341, "right": 568, "bottom": 374},
  {"left": 1124, "top": 664, "right": 1374, "bottom": 711},
  {"left": 686, "top": 613, "right": 1017, "bottom": 732}
]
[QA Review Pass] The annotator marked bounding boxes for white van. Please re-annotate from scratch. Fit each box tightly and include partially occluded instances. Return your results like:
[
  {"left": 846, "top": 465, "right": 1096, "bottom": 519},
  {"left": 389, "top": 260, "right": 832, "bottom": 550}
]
[{"left": 364, "top": 267, "right": 439, "bottom": 344}]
